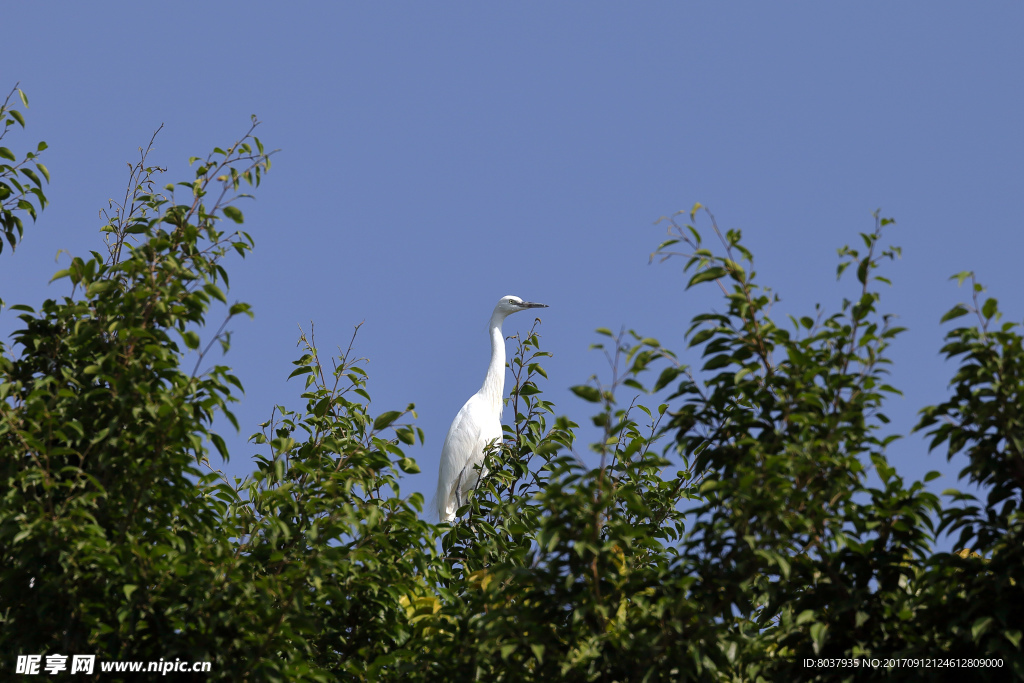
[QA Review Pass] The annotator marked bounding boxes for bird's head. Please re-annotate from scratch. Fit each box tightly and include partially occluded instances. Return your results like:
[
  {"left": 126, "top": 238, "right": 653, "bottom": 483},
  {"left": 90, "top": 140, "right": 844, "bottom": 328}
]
[{"left": 493, "top": 295, "right": 548, "bottom": 319}]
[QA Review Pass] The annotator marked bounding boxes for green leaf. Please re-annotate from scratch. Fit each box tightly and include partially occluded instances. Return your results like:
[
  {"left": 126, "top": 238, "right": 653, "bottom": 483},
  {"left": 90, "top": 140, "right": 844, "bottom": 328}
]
[
  {"left": 971, "top": 616, "right": 993, "bottom": 641},
  {"left": 810, "top": 622, "right": 828, "bottom": 653},
  {"left": 733, "top": 366, "right": 753, "bottom": 384},
  {"left": 395, "top": 427, "right": 415, "bottom": 445},
  {"left": 373, "top": 411, "right": 402, "bottom": 430},
  {"left": 21, "top": 168, "right": 42, "bottom": 187},
  {"left": 519, "top": 382, "right": 542, "bottom": 396},
  {"left": 702, "top": 354, "right": 732, "bottom": 371},
  {"left": 856, "top": 259, "right": 869, "bottom": 285},
  {"left": 223, "top": 205, "right": 244, "bottom": 223},
  {"left": 86, "top": 281, "right": 115, "bottom": 297},
  {"left": 775, "top": 553, "right": 791, "bottom": 579},
  {"left": 688, "top": 328, "right": 715, "bottom": 347},
  {"left": 204, "top": 283, "right": 227, "bottom": 304},
  {"left": 723, "top": 258, "right": 745, "bottom": 281},
  {"left": 939, "top": 304, "right": 969, "bottom": 323},
  {"left": 211, "top": 433, "right": 229, "bottom": 461},
  {"left": 182, "top": 331, "right": 200, "bottom": 350},
  {"left": 570, "top": 385, "right": 601, "bottom": 403},
  {"left": 698, "top": 480, "right": 719, "bottom": 493},
  {"left": 952, "top": 271, "right": 973, "bottom": 286},
  {"left": 981, "top": 297, "right": 997, "bottom": 319},
  {"left": 653, "top": 366, "right": 682, "bottom": 392},
  {"left": 687, "top": 266, "right": 727, "bottom": 289}
]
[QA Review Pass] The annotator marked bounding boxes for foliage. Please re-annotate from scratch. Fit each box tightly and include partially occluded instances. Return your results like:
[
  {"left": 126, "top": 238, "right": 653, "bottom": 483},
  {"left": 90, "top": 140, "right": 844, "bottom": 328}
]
[
  {"left": 2, "top": 89, "right": 1022, "bottom": 681},
  {"left": 0, "top": 83, "right": 49, "bottom": 258}
]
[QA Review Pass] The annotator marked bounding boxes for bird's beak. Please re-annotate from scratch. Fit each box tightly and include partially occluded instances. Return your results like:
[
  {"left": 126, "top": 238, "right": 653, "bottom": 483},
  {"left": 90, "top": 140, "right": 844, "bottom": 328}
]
[{"left": 520, "top": 301, "right": 548, "bottom": 309}]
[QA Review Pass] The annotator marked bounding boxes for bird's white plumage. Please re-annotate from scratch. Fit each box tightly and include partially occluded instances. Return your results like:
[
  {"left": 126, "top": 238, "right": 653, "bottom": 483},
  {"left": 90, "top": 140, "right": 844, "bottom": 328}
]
[
  {"left": 434, "top": 295, "right": 547, "bottom": 522},
  {"left": 435, "top": 393, "right": 501, "bottom": 521}
]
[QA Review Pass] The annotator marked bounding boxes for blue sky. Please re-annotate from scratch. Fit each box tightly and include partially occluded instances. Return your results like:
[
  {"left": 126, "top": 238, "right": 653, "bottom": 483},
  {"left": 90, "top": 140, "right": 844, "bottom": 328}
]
[{"left": 2, "top": 4, "right": 1021, "bottom": 519}]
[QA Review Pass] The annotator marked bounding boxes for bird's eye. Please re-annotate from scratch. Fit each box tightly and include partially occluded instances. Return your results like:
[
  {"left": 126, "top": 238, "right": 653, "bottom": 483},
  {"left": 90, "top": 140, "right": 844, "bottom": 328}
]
[{"left": 508, "top": 299, "right": 515, "bottom": 304}]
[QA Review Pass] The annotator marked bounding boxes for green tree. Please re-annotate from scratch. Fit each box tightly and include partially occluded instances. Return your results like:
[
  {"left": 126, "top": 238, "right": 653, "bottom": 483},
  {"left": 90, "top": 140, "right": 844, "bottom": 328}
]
[
  {"left": 0, "top": 84, "right": 49, "bottom": 257},
  {"left": 2, "top": 88, "right": 1021, "bottom": 681},
  {"left": 0, "top": 89, "right": 439, "bottom": 681}
]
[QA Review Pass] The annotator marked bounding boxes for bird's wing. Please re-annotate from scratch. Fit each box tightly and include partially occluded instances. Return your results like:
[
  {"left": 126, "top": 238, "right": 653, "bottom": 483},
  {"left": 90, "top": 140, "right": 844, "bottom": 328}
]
[{"left": 435, "top": 393, "right": 501, "bottom": 521}]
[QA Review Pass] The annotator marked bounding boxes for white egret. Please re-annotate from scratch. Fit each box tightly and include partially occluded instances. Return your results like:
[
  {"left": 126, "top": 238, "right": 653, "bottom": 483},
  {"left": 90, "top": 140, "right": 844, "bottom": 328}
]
[{"left": 434, "top": 295, "right": 548, "bottom": 522}]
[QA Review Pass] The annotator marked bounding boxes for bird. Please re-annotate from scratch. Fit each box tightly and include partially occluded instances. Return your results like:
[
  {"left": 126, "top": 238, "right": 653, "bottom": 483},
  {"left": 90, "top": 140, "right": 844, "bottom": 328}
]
[{"left": 434, "top": 295, "right": 548, "bottom": 522}]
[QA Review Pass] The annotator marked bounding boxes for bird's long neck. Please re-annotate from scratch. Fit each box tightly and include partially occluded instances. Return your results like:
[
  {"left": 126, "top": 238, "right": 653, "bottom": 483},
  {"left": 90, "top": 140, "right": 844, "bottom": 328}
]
[{"left": 479, "top": 312, "right": 507, "bottom": 412}]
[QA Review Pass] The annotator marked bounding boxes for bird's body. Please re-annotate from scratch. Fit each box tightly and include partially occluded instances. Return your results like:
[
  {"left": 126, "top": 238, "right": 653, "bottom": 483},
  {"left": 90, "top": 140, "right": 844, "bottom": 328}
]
[{"left": 435, "top": 295, "right": 547, "bottom": 522}]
